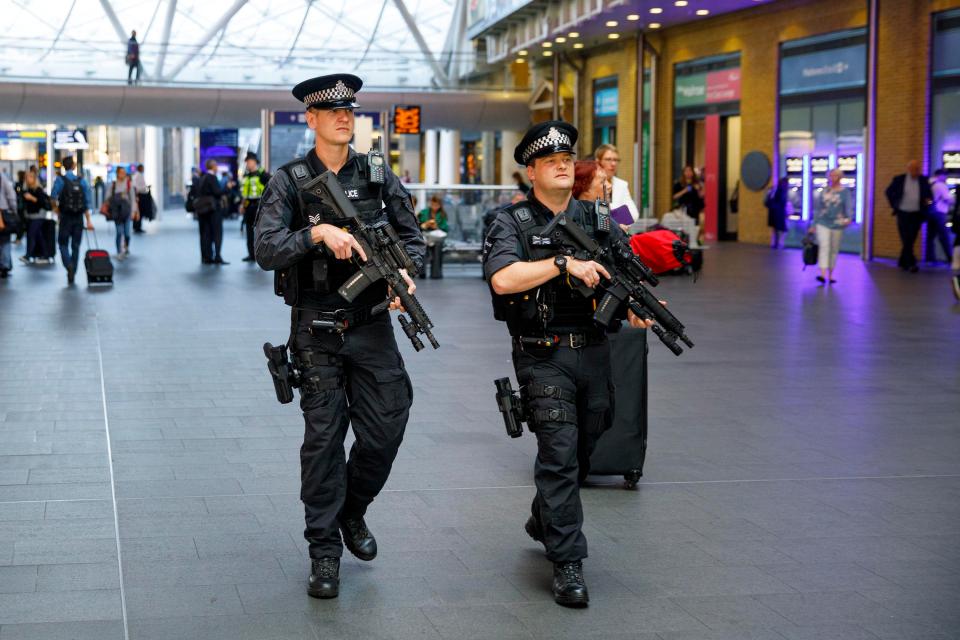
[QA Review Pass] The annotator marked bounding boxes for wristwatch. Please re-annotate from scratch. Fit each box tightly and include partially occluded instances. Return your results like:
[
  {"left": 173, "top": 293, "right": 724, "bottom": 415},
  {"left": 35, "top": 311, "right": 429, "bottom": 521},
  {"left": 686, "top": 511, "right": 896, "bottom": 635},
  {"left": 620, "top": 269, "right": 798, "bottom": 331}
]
[{"left": 554, "top": 255, "right": 568, "bottom": 275}]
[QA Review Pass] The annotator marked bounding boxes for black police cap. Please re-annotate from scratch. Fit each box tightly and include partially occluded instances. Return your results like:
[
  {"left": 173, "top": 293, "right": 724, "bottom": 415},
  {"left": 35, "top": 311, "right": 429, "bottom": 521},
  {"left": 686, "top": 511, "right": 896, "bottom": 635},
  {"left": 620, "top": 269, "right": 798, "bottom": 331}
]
[
  {"left": 292, "top": 74, "right": 362, "bottom": 110},
  {"left": 514, "top": 120, "right": 578, "bottom": 166}
]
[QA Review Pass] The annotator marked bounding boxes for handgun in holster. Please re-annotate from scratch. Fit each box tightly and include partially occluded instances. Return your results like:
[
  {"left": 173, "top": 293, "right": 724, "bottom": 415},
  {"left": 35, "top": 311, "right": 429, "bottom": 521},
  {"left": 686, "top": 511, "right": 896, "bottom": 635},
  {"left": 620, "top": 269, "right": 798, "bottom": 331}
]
[
  {"left": 263, "top": 342, "right": 300, "bottom": 404},
  {"left": 494, "top": 377, "right": 527, "bottom": 438}
]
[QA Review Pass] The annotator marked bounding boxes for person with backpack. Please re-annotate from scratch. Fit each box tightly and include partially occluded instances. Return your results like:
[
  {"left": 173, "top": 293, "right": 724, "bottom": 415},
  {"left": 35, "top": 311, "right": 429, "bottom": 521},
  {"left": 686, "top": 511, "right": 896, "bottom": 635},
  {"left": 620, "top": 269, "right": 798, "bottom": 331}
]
[
  {"left": 51, "top": 157, "right": 95, "bottom": 285},
  {"left": 105, "top": 166, "right": 139, "bottom": 259},
  {"left": 0, "top": 169, "right": 18, "bottom": 279}
]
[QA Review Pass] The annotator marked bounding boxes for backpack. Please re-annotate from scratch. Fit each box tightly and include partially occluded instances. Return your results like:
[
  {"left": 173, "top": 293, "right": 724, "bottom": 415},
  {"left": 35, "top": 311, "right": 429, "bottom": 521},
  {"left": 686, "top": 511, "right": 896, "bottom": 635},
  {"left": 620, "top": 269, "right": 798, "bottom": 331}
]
[
  {"left": 629, "top": 229, "right": 694, "bottom": 275},
  {"left": 108, "top": 180, "right": 132, "bottom": 222},
  {"left": 59, "top": 175, "right": 87, "bottom": 215}
]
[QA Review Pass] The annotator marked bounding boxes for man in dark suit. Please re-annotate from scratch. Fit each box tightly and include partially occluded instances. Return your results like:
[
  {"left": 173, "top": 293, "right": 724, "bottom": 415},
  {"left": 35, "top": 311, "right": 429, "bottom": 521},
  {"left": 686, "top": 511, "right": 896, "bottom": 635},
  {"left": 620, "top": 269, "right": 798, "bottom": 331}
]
[
  {"left": 885, "top": 160, "right": 932, "bottom": 272},
  {"left": 196, "top": 159, "right": 228, "bottom": 265}
]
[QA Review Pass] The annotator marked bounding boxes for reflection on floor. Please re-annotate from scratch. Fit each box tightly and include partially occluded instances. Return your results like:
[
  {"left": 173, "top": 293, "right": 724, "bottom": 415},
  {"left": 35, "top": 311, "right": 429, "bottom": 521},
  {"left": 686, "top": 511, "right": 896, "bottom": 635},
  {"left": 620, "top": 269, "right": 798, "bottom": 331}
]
[{"left": 1, "top": 216, "right": 958, "bottom": 639}]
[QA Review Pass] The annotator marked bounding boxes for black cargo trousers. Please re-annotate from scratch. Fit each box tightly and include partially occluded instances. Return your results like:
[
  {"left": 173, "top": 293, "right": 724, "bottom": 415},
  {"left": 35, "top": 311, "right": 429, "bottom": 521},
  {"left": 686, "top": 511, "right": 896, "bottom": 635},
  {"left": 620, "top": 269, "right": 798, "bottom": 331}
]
[
  {"left": 512, "top": 338, "right": 614, "bottom": 562},
  {"left": 290, "top": 311, "right": 413, "bottom": 559}
]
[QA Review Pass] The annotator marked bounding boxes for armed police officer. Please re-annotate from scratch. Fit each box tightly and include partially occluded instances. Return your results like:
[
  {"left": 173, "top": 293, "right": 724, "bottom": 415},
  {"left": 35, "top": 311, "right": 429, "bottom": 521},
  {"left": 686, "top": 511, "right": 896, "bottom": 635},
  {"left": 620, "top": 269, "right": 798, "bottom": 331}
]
[
  {"left": 240, "top": 151, "right": 269, "bottom": 262},
  {"left": 255, "top": 74, "right": 425, "bottom": 600},
  {"left": 483, "top": 121, "right": 653, "bottom": 607}
]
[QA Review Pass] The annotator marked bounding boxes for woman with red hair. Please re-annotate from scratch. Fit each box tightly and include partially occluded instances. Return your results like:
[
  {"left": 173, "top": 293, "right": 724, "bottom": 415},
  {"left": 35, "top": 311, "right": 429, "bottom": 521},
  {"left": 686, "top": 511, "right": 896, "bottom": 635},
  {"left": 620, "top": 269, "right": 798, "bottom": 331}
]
[{"left": 572, "top": 160, "right": 607, "bottom": 201}]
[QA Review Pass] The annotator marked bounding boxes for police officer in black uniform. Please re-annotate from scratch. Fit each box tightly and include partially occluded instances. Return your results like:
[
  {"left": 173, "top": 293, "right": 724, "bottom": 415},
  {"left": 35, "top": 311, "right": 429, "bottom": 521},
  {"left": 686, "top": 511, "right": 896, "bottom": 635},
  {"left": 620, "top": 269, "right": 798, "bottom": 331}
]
[
  {"left": 255, "top": 74, "right": 425, "bottom": 599},
  {"left": 483, "top": 121, "right": 652, "bottom": 607}
]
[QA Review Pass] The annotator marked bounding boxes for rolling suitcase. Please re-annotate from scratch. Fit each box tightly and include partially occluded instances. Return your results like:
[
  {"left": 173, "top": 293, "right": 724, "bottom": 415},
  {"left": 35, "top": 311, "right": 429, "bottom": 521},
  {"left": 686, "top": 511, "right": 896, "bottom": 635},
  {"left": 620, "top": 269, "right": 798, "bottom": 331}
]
[
  {"left": 589, "top": 327, "right": 648, "bottom": 489},
  {"left": 83, "top": 229, "right": 113, "bottom": 286}
]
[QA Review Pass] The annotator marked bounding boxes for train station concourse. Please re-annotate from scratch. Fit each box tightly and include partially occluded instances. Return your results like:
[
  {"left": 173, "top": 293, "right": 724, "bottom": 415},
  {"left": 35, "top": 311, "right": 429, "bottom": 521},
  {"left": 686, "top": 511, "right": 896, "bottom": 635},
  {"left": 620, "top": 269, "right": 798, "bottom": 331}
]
[{"left": 1, "top": 1, "right": 959, "bottom": 639}]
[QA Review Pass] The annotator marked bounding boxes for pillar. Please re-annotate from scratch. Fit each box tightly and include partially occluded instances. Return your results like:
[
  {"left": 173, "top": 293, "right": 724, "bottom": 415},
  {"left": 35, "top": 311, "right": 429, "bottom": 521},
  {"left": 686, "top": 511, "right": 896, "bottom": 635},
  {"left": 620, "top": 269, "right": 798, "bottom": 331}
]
[
  {"left": 438, "top": 129, "right": 460, "bottom": 185},
  {"left": 398, "top": 134, "right": 421, "bottom": 183},
  {"left": 182, "top": 127, "right": 197, "bottom": 188},
  {"left": 144, "top": 125, "right": 163, "bottom": 217},
  {"left": 481, "top": 131, "right": 496, "bottom": 185},
  {"left": 424, "top": 129, "right": 439, "bottom": 185},
  {"left": 500, "top": 130, "right": 523, "bottom": 185}
]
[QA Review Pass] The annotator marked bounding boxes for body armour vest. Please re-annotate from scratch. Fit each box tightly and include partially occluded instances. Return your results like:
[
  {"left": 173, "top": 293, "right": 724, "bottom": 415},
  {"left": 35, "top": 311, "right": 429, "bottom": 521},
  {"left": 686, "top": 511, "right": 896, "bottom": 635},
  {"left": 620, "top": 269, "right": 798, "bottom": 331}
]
[
  {"left": 278, "top": 155, "right": 388, "bottom": 310},
  {"left": 491, "top": 200, "right": 605, "bottom": 335}
]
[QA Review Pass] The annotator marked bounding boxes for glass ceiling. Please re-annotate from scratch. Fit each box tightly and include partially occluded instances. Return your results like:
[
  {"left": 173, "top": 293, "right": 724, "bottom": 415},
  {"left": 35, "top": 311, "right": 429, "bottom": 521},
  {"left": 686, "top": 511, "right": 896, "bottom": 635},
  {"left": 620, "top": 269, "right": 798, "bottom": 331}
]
[{"left": 1, "top": 0, "right": 458, "bottom": 89}]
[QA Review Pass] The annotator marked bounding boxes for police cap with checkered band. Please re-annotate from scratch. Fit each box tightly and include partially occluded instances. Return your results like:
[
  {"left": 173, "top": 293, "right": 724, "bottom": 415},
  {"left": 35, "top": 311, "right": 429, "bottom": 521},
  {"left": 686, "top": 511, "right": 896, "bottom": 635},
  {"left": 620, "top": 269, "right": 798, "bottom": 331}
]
[
  {"left": 514, "top": 120, "right": 578, "bottom": 166},
  {"left": 292, "top": 74, "right": 362, "bottom": 110}
]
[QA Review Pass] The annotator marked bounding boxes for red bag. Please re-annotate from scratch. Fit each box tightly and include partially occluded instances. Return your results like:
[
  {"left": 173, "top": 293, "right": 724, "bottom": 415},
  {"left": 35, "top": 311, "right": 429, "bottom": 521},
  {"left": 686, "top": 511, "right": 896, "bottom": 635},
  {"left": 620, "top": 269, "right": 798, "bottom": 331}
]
[{"left": 629, "top": 229, "right": 692, "bottom": 275}]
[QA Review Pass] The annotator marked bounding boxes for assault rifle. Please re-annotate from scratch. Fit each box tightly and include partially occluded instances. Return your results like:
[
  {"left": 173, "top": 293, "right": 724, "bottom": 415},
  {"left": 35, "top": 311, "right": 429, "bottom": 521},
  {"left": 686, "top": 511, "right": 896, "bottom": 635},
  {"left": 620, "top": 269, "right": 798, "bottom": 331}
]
[
  {"left": 537, "top": 212, "right": 694, "bottom": 356},
  {"left": 307, "top": 170, "right": 439, "bottom": 352}
]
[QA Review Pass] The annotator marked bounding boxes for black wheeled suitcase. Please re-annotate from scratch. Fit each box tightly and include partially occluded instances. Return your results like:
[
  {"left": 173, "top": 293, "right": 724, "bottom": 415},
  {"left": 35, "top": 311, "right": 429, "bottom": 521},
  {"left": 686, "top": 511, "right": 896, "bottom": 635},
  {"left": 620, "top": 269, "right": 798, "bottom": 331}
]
[
  {"left": 83, "top": 229, "right": 113, "bottom": 286},
  {"left": 589, "top": 327, "right": 648, "bottom": 489}
]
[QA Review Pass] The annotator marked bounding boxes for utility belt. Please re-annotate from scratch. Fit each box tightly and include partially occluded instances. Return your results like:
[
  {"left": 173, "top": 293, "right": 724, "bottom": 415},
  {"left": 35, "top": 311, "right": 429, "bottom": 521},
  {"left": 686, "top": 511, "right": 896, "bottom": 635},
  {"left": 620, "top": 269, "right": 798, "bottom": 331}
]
[
  {"left": 512, "top": 329, "right": 607, "bottom": 351},
  {"left": 293, "top": 301, "right": 389, "bottom": 336}
]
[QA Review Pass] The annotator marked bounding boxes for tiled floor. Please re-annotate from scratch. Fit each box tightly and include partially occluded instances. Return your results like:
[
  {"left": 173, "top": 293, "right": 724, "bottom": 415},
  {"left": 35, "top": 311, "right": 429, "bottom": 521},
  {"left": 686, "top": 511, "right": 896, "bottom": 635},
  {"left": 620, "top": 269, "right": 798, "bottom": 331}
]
[{"left": 1, "top": 216, "right": 958, "bottom": 640}]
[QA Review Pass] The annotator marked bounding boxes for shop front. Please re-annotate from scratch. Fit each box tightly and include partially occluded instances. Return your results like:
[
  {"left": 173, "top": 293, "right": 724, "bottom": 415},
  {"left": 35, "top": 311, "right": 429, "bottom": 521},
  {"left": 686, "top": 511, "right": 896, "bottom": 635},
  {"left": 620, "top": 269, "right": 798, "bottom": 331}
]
[
  {"left": 778, "top": 28, "right": 867, "bottom": 254},
  {"left": 672, "top": 53, "right": 742, "bottom": 242}
]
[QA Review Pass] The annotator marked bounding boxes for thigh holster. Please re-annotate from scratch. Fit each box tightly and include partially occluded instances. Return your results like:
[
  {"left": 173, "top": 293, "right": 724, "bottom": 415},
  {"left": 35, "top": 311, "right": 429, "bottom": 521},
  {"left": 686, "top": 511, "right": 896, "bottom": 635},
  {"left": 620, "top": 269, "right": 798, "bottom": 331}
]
[
  {"left": 293, "top": 350, "right": 343, "bottom": 395},
  {"left": 524, "top": 383, "right": 576, "bottom": 426}
]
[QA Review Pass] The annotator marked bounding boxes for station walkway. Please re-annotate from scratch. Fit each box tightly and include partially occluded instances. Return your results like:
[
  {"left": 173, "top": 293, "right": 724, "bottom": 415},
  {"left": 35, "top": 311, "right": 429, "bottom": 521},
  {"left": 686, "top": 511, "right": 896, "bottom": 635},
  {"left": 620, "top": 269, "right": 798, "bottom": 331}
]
[{"left": 1, "top": 215, "right": 958, "bottom": 640}]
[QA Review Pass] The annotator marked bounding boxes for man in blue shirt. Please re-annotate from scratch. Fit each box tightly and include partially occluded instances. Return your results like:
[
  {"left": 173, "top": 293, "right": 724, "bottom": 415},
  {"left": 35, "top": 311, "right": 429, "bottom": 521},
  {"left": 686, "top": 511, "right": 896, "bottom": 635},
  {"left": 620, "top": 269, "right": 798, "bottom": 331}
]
[{"left": 51, "top": 157, "right": 94, "bottom": 285}]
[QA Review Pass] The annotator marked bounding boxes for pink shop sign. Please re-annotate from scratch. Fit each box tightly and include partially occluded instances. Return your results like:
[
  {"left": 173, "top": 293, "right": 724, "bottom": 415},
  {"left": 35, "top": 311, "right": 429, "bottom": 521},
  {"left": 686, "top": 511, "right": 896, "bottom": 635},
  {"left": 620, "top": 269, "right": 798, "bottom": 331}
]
[{"left": 706, "top": 68, "right": 741, "bottom": 104}]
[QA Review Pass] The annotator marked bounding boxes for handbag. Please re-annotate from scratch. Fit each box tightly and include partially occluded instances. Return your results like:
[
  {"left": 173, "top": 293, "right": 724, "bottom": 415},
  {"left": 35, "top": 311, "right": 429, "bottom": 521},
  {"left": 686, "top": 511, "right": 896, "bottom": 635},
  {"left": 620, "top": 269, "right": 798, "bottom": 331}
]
[
  {"left": 802, "top": 234, "right": 818, "bottom": 270},
  {"left": 1, "top": 208, "right": 20, "bottom": 235}
]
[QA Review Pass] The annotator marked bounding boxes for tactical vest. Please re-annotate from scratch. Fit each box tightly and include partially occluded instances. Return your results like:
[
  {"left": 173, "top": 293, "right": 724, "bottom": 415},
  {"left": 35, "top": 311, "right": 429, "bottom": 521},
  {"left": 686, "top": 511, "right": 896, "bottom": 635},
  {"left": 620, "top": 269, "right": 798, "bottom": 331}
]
[
  {"left": 491, "top": 200, "right": 605, "bottom": 335},
  {"left": 241, "top": 170, "right": 265, "bottom": 199},
  {"left": 275, "top": 155, "right": 385, "bottom": 307}
]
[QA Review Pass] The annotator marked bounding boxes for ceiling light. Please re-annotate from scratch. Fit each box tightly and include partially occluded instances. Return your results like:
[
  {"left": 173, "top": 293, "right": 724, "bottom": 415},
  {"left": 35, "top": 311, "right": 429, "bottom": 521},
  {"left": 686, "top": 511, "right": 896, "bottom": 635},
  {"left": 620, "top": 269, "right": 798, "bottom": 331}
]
[
  {"left": 650, "top": 7, "right": 663, "bottom": 13},
  {"left": 515, "top": 58, "right": 525, "bottom": 64},
  {"left": 675, "top": 0, "right": 688, "bottom": 5},
  {"left": 541, "top": 41, "right": 552, "bottom": 47},
  {"left": 649, "top": 22, "right": 661, "bottom": 28},
  {"left": 606, "top": 20, "right": 618, "bottom": 27},
  {"left": 555, "top": 36, "right": 567, "bottom": 43},
  {"left": 568, "top": 31, "right": 579, "bottom": 38},
  {"left": 696, "top": 8, "right": 709, "bottom": 15},
  {"left": 543, "top": 50, "right": 553, "bottom": 56},
  {"left": 573, "top": 43, "right": 584, "bottom": 49},
  {"left": 627, "top": 14, "right": 640, "bottom": 21},
  {"left": 608, "top": 33, "right": 620, "bottom": 39},
  {"left": 518, "top": 49, "right": 528, "bottom": 56}
]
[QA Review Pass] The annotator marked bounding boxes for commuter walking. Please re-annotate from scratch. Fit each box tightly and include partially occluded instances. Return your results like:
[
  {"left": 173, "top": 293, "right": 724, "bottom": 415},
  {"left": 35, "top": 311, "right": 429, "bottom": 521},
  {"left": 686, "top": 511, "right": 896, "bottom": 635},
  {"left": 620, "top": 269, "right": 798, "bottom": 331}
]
[
  {"left": 595, "top": 143, "right": 640, "bottom": 222},
  {"left": 105, "top": 166, "right": 139, "bottom": 259},
  {"left": 194, "top": 159, "right": 227, "bottom": 265},
  {"left": 0, "top": 170, "right": 18, "bottom": 278},
  {"left": 812, "top": 168, "right": 852, "bottom": 285},
  {"left": 927, "top": 169, "right": 955, "bottom": 264},
  {"left": 239, "top": 152, "right": 269, "bottom": 262},
  {"left": 885, "top": 160, "right": 932, "bottom": 273},
  {"left": 952, "top": 195, "right": 960, "bottom": 300},
  {"left": 126, "top": 31, "right": 142, "bottom": 85},
  {"left": 19, "top": 170, "right": 51, "bottom": 264},
  {"left": 13, "top": 170, "right": 27, "bottom": 247},
  {"left": 418, "top": 194, "right": 449, "bottom": 278},
  {"left": 765, "top": 177, "right": 789, "bottom": 249},
  {"left": 51, "top": 157, "right": 95, "bottom": 285},
  {"left": 131, "top": 164, "right": 149, "bottom": 233}
]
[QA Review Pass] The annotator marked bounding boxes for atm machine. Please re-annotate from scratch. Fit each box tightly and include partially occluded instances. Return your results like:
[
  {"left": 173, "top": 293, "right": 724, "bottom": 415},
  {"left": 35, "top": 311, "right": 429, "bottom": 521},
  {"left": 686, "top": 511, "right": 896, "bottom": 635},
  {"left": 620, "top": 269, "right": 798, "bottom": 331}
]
[
  {"left": 836, "top": 154, "right": 864, "bottom": 224},
  {"left": 943, "top": 150, "right": 960, "bottom": 197},
  {"left": 785, "top": 156, "right": 804, "bottom": 220}
]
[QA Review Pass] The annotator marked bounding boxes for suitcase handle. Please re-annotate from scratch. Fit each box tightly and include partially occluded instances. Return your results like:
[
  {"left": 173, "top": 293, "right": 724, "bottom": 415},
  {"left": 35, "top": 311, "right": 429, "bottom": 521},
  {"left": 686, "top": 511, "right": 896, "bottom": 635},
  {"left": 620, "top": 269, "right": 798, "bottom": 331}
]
[{"left": 84, "top": 226, "right": 100, "bottom": 250}]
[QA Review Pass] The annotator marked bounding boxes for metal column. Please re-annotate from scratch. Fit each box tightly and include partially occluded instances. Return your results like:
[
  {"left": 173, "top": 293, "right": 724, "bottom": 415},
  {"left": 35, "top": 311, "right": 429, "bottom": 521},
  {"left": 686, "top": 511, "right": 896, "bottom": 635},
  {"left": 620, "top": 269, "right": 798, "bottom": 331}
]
[
  {"left": 260, "top": 109, "right": 271, "bottom": 172},
  {"left": 863, "top": 0, "right": 879, "bottom": 261},
  {"left": 552, "top": 54, "right": 561, "bottom": 121},
  {"left": 634, "top": 33, "right": 645, "bottom": 215}
]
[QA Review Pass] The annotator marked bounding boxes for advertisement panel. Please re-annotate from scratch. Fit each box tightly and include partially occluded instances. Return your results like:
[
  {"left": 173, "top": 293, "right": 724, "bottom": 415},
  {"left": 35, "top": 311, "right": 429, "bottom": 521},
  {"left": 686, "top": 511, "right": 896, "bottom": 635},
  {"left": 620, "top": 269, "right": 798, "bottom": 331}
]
[{"left": 780, "top": 43, "right": 867, "bottom": 95}]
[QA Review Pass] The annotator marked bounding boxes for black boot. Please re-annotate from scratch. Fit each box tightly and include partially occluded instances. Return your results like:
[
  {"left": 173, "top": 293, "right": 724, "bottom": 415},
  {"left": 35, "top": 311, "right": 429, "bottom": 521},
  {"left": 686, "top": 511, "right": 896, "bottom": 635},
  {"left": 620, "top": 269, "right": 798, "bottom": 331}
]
[
  {"left": 307, "top": 557, "right": 340, "bottom": 599},
  {"left": 339, "top": 515, "right": 377, "bottom": 561},
  {"left": 552, "top": 561, "right": 589, "bottom": 607}
]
